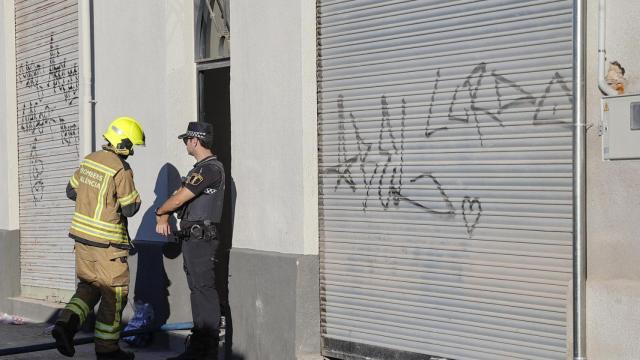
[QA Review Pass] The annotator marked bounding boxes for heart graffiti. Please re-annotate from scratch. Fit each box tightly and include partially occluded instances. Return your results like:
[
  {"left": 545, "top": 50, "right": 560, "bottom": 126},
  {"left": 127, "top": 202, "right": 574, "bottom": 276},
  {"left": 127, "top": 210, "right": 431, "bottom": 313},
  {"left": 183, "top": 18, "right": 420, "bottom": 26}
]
[{"left": 461, "top": 196, "right": 482, "bottom": 237}]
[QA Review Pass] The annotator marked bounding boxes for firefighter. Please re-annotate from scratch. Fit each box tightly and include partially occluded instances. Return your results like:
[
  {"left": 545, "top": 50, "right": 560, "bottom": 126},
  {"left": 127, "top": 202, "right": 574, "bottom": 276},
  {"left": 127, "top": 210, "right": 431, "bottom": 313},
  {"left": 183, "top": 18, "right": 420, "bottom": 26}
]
[
  {"left": 52, "top": 117, "right": 145, "bottom": 360},
  {"left": 155, "top": 122, "right": 224, "bottom": 360}
]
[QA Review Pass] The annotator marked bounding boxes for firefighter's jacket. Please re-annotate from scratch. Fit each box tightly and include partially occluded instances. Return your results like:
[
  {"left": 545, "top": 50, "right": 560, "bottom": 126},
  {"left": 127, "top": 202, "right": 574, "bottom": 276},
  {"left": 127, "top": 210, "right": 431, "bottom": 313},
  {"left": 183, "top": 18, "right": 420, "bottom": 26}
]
[{"left": 66, "top": 149, "right": 141, "bottom": 248}]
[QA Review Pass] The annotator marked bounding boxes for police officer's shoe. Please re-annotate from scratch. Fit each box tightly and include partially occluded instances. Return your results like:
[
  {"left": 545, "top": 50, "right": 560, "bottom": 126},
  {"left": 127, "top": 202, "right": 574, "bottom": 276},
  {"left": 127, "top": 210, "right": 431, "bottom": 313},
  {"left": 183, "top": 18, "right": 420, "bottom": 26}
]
[
  {"left": 201, "top": 343, "right": 218, "bottom": 359},
  {"left": 166, "top": 347, "right": 201, "bottom": 360},
  {"left": 200, "top": 331, "right": 219, "bottom": 360},
  {"left": 96, "top": 348, "right": 135, "bottom": 359},
  {"left": 51, "top": 314, "right": 80, "bottom": 357},
  {"left": 166, "top": 329, "right": 205, "bottom": 360}
]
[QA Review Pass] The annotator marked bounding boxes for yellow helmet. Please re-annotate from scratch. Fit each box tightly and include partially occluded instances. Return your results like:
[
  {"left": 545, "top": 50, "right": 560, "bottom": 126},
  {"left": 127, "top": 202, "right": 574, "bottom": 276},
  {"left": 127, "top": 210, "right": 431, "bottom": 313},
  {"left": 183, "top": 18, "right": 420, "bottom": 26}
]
[{"left": 103, "top": 116, "right": 145, "bottom": 156}]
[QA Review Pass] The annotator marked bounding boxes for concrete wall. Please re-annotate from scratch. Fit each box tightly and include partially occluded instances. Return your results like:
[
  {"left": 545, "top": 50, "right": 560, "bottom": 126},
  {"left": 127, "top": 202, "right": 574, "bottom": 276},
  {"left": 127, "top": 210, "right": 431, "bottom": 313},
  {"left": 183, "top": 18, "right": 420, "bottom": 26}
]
[
  {"left": 586, "top": 0, "right": 640, "bottom": 358},
  {"left": 0, "top": 0, "right": 10, "bottom": 230},
  {"left": 228, "top": 0, "right": 321, "bottom": 358},
  {"left": 0, "top": 0, "right": 322, "bottom": 357},
  {"left": 230, "top": 0, "right": 318, "bottom": 256},
  {"left": 92, "top": 0, "right": 197, "bottom": 324},
  {"left": 93, "top": 0, "right": 197, "bottom": 203},
  {"left": 0, "top": 0, "right": 19, "bottom": 231},
  {"left": 91, "top": 0, "right": 323, "bottom": 356},
  {"left": 229, "top": 250, "right": 320, "bottom": 360},
  {"left": 0, "top": 230, "right": 20, "bottom": 314},
  {"left": 0, "top": 0, "right": 21, "bottom": 316}
]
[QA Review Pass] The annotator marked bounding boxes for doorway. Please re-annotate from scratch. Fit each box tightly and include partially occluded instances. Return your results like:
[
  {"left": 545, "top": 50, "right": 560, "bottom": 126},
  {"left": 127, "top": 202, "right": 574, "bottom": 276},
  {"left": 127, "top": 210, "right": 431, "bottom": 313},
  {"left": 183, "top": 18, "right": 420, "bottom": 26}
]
[{"left": 197, "top": 64, "right": 232, "bottom": 309}]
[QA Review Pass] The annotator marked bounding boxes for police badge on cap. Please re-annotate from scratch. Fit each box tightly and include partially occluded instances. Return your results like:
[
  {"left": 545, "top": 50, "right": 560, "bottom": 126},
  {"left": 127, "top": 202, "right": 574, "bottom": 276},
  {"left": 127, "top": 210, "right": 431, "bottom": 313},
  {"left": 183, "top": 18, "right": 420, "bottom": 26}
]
[{"left": 178, "top": 122, "right": 213, "bottom": 140}]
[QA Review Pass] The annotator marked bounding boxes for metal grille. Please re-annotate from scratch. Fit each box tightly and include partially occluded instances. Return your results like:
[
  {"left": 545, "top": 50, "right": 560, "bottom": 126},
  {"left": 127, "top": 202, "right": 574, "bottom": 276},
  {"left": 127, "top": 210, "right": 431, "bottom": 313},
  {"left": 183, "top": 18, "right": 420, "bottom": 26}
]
[
  {"left": 317, "top": 1, "right": 574, "bottom": 359},
  {"left": 15, "top": 0, "right": 80, "bottom": 293}
]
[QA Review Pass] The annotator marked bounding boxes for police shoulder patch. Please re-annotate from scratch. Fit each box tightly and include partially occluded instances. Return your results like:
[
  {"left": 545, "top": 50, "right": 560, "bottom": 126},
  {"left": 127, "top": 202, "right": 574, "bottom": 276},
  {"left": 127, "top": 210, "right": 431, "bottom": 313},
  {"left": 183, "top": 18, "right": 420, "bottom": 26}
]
[{"left": 187, "top": 172, "right": 204, "bottom": 186}]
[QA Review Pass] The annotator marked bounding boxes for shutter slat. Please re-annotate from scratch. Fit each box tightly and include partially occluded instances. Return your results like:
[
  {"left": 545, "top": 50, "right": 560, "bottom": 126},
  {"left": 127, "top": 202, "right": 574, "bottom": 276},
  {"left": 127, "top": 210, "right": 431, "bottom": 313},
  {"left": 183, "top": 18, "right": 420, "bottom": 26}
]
[
  {"left": 16, "top": 0, "right": 79, "bottom": 293},
  {"left": 317, "top": 0, "right": 574, "bottom": 359}
]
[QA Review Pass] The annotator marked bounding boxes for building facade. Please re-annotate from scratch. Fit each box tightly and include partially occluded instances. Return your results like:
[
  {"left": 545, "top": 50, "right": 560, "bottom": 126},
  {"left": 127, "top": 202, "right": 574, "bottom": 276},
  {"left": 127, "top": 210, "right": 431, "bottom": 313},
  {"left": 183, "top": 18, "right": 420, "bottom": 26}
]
[{"left": 0, "top": 1, "right": 639, "bottom": 359}]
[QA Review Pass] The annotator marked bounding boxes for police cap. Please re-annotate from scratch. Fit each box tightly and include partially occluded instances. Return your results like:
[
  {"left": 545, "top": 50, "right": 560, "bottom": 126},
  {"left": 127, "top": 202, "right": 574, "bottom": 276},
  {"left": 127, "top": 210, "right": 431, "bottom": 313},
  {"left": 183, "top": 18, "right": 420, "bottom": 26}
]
[{"left": 178, "top": 122, "right": 213, "bottom": 140}]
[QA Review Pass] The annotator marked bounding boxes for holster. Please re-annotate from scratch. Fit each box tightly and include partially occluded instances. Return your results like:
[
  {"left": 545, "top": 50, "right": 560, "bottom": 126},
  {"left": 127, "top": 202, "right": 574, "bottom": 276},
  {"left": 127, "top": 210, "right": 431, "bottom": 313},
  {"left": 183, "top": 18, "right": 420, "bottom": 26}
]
[
  {"left": 168, "top": 228, "right": 190, "bottom": 244},
  {"left": 180, "top": 221, "right": 217, "bottom": 242},
  {"left": 176, "top": 204, "right": 187, "bottom": 220}
]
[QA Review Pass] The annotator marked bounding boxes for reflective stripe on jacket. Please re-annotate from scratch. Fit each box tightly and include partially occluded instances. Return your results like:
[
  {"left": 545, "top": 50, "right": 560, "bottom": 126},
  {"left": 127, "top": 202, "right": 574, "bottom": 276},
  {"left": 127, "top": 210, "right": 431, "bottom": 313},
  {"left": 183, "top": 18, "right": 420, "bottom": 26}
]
[{"left": 68, "top": 150, "right": 141, "bottom": 246}]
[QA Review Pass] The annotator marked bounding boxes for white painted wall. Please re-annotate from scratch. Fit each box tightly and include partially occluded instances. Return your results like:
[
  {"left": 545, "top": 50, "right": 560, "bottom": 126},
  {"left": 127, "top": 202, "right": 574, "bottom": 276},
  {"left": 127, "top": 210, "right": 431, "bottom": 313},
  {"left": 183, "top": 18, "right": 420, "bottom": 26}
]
[
  {"left": 230, "top": 0, "right": 318, "bottom": 255},
  {"left": 0, "top": 0, "right": 19, "bottom": 231},
  {"left": 586, "top": 0, "right": 640, "bottom": 358},
  {"left": 92, "top": 0, "right": 197, "bottom": 236},
  {"left": 0, "top": 0, "right": 9, "bottom": 230}
]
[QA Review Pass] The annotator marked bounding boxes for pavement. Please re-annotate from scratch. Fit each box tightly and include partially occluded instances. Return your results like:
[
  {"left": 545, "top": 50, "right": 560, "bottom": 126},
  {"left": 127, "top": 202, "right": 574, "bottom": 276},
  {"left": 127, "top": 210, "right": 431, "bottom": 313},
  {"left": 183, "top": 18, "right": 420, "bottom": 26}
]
[{"left": 0, "top": 322, "right": 195, "bottom": 360}]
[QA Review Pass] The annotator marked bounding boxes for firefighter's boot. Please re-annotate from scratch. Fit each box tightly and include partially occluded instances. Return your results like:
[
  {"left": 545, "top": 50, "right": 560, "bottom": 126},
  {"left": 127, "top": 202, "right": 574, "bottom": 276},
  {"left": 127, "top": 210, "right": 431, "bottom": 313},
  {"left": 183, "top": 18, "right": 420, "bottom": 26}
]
[
  {"left": 52, "top": 313, "right": 80, "bottom": 357},
  {"left": 96, "top": 348, "right": 135, "bottom": 359}
]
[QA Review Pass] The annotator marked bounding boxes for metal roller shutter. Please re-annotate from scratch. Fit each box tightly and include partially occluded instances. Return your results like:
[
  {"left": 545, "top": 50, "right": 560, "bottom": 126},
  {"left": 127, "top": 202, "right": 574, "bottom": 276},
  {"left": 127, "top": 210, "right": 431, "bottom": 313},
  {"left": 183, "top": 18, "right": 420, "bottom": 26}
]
[
  {"left": 15, "top": 0, "right": 80, "bottom": 296},
  {"left": 317, "top": 1, "right": 574, "bottom": 359}
]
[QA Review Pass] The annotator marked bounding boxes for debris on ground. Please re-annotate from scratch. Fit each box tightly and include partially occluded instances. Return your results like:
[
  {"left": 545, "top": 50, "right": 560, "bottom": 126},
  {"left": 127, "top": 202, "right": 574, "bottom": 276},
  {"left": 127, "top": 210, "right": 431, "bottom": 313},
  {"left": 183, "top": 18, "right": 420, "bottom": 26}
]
[
  {"left": 123, "top": 302, "right": 155, "bottom": 347},
  {"left": 0, "top": 313, "right": 25, "bottom": 325}
]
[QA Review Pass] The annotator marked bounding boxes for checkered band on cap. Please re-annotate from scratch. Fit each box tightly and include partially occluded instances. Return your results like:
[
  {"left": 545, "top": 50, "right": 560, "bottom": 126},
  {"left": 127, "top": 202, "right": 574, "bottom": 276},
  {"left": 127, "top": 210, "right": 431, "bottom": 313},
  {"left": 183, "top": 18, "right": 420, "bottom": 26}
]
[{"left": 186, "top": 131, "right": 207, "bottom": 139}]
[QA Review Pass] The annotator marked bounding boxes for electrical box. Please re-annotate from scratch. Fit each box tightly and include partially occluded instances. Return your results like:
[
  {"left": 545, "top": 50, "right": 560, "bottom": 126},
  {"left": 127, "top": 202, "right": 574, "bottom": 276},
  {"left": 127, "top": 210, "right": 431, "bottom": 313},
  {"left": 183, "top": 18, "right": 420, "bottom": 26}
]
[{"left": 602, "top": 94, "right": 640, "bottom": 160}]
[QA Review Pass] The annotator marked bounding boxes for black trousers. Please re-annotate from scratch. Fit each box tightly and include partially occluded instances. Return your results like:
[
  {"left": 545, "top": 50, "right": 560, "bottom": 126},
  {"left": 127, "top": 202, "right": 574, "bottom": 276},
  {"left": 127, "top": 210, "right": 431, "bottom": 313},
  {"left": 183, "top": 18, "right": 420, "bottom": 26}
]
[{"left": 182, "top": 229, "right": 220, "bottom": 335}]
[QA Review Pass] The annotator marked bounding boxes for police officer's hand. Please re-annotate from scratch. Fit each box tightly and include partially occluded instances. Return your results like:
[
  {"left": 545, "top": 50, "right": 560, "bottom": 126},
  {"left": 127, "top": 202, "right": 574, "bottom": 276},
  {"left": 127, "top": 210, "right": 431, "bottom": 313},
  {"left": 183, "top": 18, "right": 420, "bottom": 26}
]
[{"left": 155, "top": 214, "right": 171, "bottom": 236}]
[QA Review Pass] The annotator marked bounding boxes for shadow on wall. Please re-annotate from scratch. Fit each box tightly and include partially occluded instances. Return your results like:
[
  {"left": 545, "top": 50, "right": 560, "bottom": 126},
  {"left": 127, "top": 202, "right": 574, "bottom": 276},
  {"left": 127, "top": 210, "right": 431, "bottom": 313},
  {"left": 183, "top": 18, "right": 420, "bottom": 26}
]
[
  {"left": 130, "top": 162, "right": 242, "bottom": 359},
  {"left": 219, "top": 176, "right": 237, "bottom": 358},
  {"left": 131, "top": 163, "right": 182, "bottom": 327}
]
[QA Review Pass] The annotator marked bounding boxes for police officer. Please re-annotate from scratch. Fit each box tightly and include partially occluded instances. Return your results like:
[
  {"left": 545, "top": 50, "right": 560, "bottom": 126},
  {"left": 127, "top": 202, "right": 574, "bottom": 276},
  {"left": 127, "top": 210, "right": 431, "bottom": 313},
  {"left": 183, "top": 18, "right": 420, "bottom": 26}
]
[
  {"left": 53, "top": 117, "right": 145, "bottom": 360},
  {"left": 155, "top": 122, "right": 224, "bottom": 360}
]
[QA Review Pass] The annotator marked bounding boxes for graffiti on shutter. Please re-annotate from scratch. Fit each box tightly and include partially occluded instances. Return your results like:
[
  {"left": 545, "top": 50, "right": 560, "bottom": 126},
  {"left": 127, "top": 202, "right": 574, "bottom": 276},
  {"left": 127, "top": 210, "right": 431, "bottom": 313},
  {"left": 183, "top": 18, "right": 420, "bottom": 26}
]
[
  {"left": 16, "top": 0, "right": 81, "bottom": 293},
  {"left": 18, "top": 34, "right": 79, "bottom": 203},
  {"left": 326, "top": 62, "right": 572, "bottom": 238}
]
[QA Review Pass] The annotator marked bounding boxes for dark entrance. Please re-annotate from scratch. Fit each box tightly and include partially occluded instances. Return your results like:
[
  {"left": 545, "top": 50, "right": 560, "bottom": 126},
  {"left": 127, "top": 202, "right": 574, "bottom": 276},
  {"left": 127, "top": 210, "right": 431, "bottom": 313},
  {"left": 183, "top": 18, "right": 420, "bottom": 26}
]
[{"left": 197, "top": 64, "right": 233, "bottom": 319}]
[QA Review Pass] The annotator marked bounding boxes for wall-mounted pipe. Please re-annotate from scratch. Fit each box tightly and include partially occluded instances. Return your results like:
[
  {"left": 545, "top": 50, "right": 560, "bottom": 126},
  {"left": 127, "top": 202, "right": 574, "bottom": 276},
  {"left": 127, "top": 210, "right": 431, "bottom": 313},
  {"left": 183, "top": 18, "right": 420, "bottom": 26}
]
[
  {"left": 79, "top": 0, "right": 96, "bottom": 153},
  {"left": 598, "top": 0, "right": 617, "bottom": 96},
  {"left": 574, "top": 0, "right": 587, "bottom": 359}
]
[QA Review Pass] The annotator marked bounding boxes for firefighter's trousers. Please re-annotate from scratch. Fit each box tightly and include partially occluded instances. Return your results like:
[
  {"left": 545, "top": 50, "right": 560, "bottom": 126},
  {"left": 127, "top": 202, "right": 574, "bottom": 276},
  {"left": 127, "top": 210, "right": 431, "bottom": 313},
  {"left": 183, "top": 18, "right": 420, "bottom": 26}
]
[{"left": 56, "top": 242, "right": 130, "bottom": 353}]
